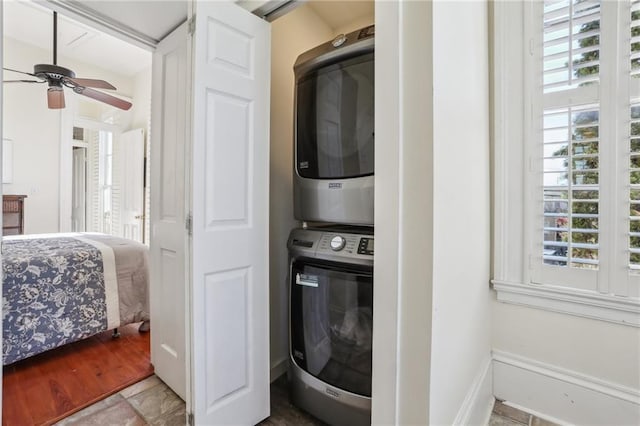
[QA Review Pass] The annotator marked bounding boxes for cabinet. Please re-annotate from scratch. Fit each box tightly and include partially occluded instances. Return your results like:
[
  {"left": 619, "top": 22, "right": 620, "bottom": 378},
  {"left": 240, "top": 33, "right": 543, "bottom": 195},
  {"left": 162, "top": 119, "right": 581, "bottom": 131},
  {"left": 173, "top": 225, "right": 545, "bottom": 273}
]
[{"left": 3, "top": 195, "right": 26, "bottom": 235}]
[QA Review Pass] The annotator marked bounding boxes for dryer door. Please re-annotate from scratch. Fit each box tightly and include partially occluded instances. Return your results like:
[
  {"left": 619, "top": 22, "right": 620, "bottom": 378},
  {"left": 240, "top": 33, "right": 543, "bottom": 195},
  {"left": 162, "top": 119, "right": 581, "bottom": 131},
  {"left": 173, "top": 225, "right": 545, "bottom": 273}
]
[{"left": 290, "top": 259, "right": 373, "bottom": 397}]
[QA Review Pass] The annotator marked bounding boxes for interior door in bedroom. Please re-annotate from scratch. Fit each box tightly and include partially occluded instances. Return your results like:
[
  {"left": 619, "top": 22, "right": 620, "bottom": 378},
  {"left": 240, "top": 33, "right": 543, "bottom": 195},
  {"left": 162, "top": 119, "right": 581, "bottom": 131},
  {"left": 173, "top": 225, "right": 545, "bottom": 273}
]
[
  {"left": 190, "top": 2, "right": 270, "bottom": 424},
  {"left": 150, "top": 21, "right": 189, "bottom": 401},
  {"left": 71, "top": 147, "right": 87, "bottom": 232},
  {"left": 117, "top": 128, "right": 145, "bottom": 243}
]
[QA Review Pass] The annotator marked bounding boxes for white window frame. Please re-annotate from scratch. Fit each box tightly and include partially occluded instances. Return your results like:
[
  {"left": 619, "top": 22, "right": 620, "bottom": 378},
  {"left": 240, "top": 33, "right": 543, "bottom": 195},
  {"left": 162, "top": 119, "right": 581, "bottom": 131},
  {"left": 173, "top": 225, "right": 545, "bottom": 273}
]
[{"left": 492, "top": 0, "right": 640, "bottom": 327}]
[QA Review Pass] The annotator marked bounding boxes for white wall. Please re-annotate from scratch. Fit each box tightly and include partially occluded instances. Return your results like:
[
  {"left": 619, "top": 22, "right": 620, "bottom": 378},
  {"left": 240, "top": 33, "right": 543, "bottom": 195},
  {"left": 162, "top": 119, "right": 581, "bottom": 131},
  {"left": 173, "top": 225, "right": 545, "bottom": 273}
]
[
  {"left": 2, "top": 36, "right": 147, "bottom": 234},
  {"left": 268, "top": 4, "right": 333, "bottom": 375},
  {"left": 430, "top": 1, "right": 493, "bottom": 424},
  {"left": 372, "top": 2, "right": 486, "bottom": 424},
  {"left": 131, "top": 66, "right": 152, "bottom": 132},
  {"left": 3, "top": 37, "right": 64, "bottom": 233},
  {"left": 492, "top": 301, "right": 640, "bottom": 425},
  {"left": 493, "top": 301, "right": 640, "bottom": 390}
]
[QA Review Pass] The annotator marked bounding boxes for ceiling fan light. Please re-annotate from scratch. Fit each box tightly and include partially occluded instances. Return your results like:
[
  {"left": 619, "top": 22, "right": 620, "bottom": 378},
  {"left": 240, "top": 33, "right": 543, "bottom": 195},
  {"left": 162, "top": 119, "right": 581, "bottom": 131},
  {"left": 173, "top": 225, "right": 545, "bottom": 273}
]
[
  {"left": 47, "top": 86, "right": 65, "bottom": 109},
  {"left": 8, "top": 12, "right": 130, "bottom": 111}
]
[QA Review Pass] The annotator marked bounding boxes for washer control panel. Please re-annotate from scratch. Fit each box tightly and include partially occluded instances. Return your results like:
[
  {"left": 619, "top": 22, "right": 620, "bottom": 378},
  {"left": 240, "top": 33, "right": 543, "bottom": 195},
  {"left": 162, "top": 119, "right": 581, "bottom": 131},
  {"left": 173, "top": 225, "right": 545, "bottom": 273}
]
[{"left": 288, "top": 227, "right": 374, "bottom": 262}]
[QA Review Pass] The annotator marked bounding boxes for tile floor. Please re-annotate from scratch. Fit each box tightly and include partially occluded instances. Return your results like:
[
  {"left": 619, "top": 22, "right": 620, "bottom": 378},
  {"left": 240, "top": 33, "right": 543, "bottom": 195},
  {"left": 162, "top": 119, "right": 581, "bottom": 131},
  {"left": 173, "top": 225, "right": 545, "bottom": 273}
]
[
  {"left": 54, "top": 375, "right": 184, "bottom": 426},
  {"left": 55, "top": 375, "right": 558, "bottom": 426}
]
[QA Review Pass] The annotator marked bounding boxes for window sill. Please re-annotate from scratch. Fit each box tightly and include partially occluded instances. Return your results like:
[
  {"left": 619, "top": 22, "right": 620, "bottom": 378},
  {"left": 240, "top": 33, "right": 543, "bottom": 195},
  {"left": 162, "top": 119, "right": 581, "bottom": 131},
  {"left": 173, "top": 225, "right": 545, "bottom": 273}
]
[{"left": 492, "top": 280, "right": 640, "bottom": 327}]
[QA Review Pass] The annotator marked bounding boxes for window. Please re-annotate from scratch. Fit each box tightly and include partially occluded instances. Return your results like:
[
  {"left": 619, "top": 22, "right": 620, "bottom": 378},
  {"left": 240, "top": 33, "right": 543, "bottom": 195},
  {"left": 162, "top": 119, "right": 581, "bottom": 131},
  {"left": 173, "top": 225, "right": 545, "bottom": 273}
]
[
  {"left": 86, "top": 128, "right": 115, "bottom": 235},
  {"left": 534, "top": 1, "right": 604, "bottom": 291},
  {"left": 492, "top": 0, "right": 640, "bottom": 325}
]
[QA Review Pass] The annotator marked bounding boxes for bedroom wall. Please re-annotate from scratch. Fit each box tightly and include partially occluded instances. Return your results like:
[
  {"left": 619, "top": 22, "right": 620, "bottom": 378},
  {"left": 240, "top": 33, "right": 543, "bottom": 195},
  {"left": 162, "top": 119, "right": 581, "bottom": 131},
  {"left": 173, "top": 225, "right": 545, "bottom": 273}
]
[
  {"left": 131, "top": 67, "right": 152, "bottom": 132},
  {"left": 3, "top": 37, "right": 64, "bottom": 234},
  {"left": 2, "top": 36, "right": 146, "bottom": 235}
]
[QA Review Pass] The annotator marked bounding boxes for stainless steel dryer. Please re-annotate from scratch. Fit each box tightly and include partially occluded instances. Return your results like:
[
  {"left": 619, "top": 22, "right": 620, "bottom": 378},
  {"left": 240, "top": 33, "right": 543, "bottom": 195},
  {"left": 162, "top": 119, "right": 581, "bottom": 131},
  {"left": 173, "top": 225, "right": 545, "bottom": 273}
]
[{"left": 287, "top": 226, "right": 373, "bottom": 426}]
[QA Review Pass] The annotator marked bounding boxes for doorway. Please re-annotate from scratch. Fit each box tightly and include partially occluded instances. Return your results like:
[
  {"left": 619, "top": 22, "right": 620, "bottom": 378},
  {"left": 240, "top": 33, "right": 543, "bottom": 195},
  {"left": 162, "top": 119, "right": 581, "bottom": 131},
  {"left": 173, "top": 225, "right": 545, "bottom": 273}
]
[
  {"left": 1, "top": 1, "right": 155, "bottom": 423},
  {"left": 66, "top": 121, "right": 147, "bottom": 243}
]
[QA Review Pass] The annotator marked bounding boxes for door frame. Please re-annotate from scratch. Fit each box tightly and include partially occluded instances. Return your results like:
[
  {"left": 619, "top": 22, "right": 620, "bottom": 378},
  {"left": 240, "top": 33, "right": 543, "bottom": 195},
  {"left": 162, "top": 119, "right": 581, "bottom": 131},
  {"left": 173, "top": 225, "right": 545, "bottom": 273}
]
[{"left": 71, "top": 144, "right": 88, "bottom": 232}]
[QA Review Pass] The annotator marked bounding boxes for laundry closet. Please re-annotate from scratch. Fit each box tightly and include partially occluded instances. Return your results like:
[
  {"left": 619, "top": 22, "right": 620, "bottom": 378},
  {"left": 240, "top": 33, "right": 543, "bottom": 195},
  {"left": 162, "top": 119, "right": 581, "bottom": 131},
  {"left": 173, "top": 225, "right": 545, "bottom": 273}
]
[{"left": 267, "top": 2, "right": 374, "bottom": 425}]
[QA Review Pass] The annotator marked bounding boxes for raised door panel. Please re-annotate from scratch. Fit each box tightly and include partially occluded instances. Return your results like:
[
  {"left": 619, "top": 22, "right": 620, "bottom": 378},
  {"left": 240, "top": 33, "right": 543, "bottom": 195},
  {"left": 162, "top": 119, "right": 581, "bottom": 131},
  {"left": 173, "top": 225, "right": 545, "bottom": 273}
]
[{"left": 205, "top": 91, "right": 250, "bottom": 227}]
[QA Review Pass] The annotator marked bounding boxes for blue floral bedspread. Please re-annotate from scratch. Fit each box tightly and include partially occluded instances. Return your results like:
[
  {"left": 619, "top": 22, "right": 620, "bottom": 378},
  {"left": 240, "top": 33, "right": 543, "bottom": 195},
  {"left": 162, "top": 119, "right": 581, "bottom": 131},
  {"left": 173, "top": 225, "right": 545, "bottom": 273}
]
[{"left": 2, "top": 237, "right": 109, "bottom": 365}]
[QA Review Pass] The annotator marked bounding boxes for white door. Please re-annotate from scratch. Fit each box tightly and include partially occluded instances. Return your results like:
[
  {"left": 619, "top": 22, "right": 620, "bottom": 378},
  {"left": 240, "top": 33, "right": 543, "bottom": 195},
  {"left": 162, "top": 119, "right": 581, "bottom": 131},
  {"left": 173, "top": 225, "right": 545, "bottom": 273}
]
[
  {"left": 117, "top": 128, "right": 145, "bottom": 242},
  {"left": 71, "top": 147, "right": 87, "bottom": 231},
  {"left": 150, "top": 22, "right": 189, "bottom": 401},
  {"left": 190, "top": 1, "right": 271, "bottom": 424}
]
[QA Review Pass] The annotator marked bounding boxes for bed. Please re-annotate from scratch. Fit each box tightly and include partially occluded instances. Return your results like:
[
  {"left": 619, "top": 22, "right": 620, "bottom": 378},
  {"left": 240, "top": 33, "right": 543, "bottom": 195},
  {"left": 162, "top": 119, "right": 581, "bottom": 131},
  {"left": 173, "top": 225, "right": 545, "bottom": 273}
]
[{"left": 2, "top": 232, "right": 150, "bottom": 365}]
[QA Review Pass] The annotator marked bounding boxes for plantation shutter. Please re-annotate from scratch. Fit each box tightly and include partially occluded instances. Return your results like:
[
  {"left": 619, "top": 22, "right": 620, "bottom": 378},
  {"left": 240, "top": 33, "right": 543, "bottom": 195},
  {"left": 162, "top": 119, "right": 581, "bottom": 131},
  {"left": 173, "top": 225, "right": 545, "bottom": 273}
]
[
  {"left": 111, "top": 134, "right": 121, "bottom": 237},
  {"left": 88, "top": 130, "right": 101, "bottom": 233},
  {"left": 628, "top": 1, "right": 640, "bottom": 297},
  {"left": 542, "top": 0, "right": 601, "bottom": 93},
  {"left": 534, "top": 0, "right": 602, "bottom": 290}
]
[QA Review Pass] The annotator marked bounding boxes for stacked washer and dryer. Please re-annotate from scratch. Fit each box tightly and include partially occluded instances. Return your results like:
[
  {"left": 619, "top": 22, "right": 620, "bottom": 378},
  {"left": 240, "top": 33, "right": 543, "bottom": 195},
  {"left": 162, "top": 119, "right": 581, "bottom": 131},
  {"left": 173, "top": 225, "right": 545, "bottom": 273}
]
[{"left": 287, "top": 24, "right": 375, "bottom": 426}]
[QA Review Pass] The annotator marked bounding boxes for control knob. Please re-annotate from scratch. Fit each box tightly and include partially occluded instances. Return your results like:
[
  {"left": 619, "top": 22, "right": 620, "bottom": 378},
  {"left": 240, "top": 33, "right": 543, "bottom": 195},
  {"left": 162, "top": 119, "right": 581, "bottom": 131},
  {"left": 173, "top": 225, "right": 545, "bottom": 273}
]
[{"left": 330, "top": 235, "right": 346, "bottom": 251}]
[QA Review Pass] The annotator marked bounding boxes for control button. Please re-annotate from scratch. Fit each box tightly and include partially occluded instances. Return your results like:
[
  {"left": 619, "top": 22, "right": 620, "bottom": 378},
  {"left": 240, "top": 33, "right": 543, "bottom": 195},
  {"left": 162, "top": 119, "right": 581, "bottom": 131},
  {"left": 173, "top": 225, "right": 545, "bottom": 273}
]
[{"left": 330, "top": 235, "right": 346, "bottom": 251}]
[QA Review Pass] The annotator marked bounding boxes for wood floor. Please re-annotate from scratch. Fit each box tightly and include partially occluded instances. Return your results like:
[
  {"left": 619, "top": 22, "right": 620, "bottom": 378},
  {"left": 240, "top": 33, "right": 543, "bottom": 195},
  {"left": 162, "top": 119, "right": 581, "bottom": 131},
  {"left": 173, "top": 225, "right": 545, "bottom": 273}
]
[{"left": 2, "top": 323, "right": 153, "bottom": 426}]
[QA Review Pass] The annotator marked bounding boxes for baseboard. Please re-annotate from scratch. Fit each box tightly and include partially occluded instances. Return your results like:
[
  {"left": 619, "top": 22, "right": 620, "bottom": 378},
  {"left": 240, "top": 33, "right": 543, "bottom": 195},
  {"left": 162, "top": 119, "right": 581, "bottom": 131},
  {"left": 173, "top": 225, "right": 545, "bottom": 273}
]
[
  {"left": 453, "top": 355, "right": 494, "bottom": 426},
  {"left": 493, "top": 350, "right": 640, "bottom": 425},
  {"left": 270, "top": 357, "right": 288, "bottom": 383}
]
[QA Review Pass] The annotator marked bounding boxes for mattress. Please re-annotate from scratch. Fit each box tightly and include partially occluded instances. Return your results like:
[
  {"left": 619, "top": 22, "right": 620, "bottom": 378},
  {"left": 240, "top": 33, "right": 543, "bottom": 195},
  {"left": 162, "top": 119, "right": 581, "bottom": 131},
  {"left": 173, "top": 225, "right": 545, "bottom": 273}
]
[{"left": 2, "top": 232, "right": 150, "bottom": 365}]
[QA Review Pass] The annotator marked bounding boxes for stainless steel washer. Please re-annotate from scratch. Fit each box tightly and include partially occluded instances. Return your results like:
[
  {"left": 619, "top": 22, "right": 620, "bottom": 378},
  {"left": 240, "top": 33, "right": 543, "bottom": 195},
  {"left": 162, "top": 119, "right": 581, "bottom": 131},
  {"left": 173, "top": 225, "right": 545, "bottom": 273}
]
[{"left": 287, "top": 226, "right": 373, "bottom": 426}]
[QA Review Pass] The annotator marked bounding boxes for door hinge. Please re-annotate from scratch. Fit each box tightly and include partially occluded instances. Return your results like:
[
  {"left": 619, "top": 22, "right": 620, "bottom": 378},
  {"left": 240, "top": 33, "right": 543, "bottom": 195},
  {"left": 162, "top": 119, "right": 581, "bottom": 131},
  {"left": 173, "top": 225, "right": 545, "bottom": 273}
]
[
  {"left": 188, "top": 16, "right": 196, "bottom": 35},
  {"left": 186, "top": 213, "right": 193, "bottom": 236},
  {"left": 188, "top": 412, "right": 194, "bottom": 426}
]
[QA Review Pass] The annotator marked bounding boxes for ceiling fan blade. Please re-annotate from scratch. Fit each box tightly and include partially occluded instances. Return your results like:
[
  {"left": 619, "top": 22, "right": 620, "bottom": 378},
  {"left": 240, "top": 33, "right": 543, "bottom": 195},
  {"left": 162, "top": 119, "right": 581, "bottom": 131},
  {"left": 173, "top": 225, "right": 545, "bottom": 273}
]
[
  {"left": 47, "top": 88, "right": 66, "bottom": 109},
  {"left": 65, "top": 77, "right": 116, "bottom": 90},
  {"left": 3, "top": 67, "right": 37, "bottom": 77},
  {"left": 77, "top": 87, "right": 132, "bottom": 111},
  {"left": 3, "top": 80, "right": 46, "bottom": 84}
]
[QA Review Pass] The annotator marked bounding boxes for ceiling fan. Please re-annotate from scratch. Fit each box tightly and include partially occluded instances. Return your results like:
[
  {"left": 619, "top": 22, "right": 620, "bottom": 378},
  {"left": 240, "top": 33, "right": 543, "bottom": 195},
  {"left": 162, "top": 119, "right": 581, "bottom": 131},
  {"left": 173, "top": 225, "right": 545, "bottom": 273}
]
[{"left": 2, "top": 11, "right": 132, "bottom": 111}]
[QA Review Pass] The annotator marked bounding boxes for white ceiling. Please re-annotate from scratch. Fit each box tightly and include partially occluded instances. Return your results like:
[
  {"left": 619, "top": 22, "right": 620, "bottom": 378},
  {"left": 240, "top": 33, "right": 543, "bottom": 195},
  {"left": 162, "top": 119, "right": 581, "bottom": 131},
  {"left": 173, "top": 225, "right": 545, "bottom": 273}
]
[
  {"left": 63, "top": 0, "right": 187, "bottom": 42},
  {"left": 3, "top": 0, "right": 154, "bottom": 77}
]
